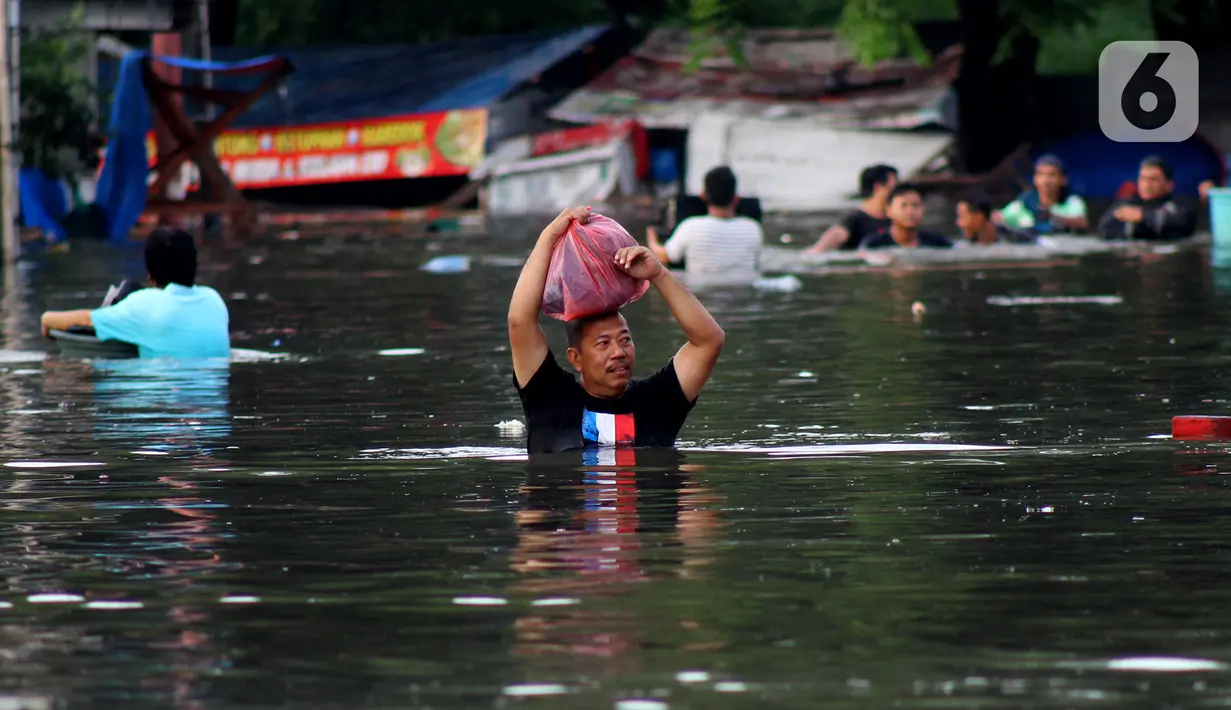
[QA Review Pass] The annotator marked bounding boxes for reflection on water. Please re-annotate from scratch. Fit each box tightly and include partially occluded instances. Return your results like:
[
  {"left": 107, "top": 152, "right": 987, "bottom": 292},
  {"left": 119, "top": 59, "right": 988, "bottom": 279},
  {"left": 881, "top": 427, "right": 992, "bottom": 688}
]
[
  {"left": 510, "top": 450, "right": 722, "bottom": 681},
  {"left": 4, "top": 227, "right": 1231, "bottom": 707},
  {"left": 44, "top": 359, "right": 232, "bottom": 452}
]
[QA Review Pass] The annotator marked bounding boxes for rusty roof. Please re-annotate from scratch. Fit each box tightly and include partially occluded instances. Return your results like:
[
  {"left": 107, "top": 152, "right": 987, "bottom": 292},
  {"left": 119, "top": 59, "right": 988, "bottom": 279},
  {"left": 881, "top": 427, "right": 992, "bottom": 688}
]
[{"left": 549, "top": 28, "right": 963, "bottom": 129}]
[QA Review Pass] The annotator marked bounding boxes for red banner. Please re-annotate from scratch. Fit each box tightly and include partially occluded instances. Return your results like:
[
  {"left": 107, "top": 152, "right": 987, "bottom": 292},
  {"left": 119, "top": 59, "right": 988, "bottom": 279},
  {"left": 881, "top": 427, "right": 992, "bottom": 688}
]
[
  {"left": 530, "top": 120, "right": 649, "bottom": 179},
  {"left": 138, "top": 109, "right": 488, "bottom": 189}
]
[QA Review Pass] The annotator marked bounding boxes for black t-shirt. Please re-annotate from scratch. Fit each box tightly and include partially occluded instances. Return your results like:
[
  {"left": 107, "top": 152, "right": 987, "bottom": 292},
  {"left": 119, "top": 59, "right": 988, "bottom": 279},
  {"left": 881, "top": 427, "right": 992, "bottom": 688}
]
[
  {"left": 859, "top": 228, "right": 953, "bottom": 249},
  {"left": 837, "top": 210, "right": 891, "bottom": 251},
  {"left": 514, "top": 350, "right": 696, "bottom": 454}
]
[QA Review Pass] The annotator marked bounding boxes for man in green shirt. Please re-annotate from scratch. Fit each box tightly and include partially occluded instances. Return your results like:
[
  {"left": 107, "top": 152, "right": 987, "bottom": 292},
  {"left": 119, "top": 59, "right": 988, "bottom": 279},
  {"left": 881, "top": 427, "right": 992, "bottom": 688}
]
[{"left": 994, "top": 155, "right": 1089, "bottom": 235}]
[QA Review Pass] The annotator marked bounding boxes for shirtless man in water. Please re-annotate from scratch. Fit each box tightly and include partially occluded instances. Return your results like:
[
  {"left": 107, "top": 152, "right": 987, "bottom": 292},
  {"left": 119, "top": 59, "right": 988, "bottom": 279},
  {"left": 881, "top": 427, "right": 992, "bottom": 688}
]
[{"left": 508, "top": 206, "right": 725, "bottom": 454}]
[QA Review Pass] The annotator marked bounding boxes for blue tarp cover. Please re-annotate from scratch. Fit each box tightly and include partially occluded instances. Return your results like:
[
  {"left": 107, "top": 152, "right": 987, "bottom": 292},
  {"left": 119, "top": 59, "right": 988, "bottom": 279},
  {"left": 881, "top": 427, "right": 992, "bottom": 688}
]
[
  {"left": 203, "top": 25, "right": 609, "bottom": 127},
  {"left": 19, "top": 167, "right": 69, "bottom": 241},
  {"left": 1041, "top": 132, "right": 1223, "bottom": 199}
]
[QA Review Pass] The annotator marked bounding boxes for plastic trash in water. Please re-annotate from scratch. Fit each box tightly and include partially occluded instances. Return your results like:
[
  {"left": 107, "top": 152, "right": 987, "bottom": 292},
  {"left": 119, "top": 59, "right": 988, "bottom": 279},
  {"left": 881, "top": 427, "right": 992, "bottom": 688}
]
[
  {"left": 753, "top": 275, "right": 803, "bottom": 292},
  {"left": 421, "top": 255, "right": 471, "bottom": 273},
  {"left": 986, "top": 295, "right": 1122, "bottom": 306},
  {"left": 495, "top": 420, "right": 527, "bottom": 437}
]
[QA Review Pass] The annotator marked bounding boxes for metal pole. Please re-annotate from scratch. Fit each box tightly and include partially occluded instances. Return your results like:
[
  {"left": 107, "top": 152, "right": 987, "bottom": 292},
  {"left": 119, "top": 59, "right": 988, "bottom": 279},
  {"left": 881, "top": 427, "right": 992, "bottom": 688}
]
[
  {"left": 7, "top": 0, "right": 17, "bottom": 256},
  {"left": 9, "top": 0, "right": 16, "bottom": 157},
  {"left": 198, "top": 0, "right": 212, "bottom": 120},
  {"left": 0, "top": 0, "right": 14, "bottom": 265}
]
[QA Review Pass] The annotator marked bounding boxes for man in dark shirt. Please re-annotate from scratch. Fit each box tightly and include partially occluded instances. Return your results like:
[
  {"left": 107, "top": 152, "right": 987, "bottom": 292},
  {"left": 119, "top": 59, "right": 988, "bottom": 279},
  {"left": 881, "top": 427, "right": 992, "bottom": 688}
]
[
  {"left": 509, "top": 206, "right": 726, "bottom": 455},
  {"left": 807, "top": 164, "right": 897, "bottom": 252},
  {"left": 955, "top": 192, "right": 1037, "bottom": 245},
  {"left": 1097, "top": 155, "right": 1198, "bottom": 241},
  {"left": 859, "top": 183, "right": 953, "bottom": 250}
]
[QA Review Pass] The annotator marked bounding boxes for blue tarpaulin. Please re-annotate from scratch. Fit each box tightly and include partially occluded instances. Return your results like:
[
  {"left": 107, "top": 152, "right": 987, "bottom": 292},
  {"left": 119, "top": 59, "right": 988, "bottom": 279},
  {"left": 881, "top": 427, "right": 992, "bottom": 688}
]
[
  {"left": 203, "top": 25, "right": 610, "bottom": 127},
  {"left": 93, "top": 51, "right": 286, "bottom": 244},
  {"left": 93, "top": 51, "right": 151, "bottom": 244},
  {"left": 1041, "top": 132, "right": 1223, "bottom": 199},
  {"left": 19, "top": 167, "right": 69, "bottom": 241}
]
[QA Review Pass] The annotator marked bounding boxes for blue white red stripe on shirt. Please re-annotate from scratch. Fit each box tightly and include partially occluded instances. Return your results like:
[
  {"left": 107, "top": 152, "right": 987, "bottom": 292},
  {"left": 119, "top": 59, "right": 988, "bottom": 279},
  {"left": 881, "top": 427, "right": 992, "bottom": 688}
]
[{"left": 581, "top": 410, "right": 636, "bottom": 446}]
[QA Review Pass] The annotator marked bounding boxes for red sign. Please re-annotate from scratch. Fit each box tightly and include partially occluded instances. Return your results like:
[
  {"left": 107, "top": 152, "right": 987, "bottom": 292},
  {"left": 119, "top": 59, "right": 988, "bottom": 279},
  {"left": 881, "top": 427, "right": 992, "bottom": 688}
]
[
  {"left": 137, "top": 109, "right": 489, "bottom": 189},
  {"left": 530, "top": 120, "right": 649, "bottom": 179}
]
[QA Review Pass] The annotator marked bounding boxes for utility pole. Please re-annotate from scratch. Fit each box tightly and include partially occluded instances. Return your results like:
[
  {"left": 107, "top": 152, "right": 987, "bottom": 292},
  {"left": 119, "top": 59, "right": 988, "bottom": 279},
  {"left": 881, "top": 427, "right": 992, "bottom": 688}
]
[
  {"left": 0, "top": 0, "right": 14, "bottom": 265},
  {"left": 199, "top": 0, "right": 213, "bottom": 120}
]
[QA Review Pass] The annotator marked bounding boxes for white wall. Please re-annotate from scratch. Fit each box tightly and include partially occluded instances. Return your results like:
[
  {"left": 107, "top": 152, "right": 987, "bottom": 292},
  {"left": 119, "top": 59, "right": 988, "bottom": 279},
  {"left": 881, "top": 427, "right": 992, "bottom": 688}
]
[{"left": 686, "top": 113, "right": 953, "bottom": 212}]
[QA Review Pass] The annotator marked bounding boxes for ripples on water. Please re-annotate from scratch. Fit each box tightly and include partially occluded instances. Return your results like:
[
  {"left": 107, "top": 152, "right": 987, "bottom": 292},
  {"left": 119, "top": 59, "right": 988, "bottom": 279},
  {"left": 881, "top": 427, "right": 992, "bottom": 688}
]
[{"left": 0, "top": 228, "right": 1230, "bottom": 708}]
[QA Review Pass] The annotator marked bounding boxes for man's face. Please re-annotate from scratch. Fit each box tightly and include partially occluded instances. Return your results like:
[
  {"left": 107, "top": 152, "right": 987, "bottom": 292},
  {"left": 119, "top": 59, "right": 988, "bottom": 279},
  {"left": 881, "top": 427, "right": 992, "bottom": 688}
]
[
  {"left": 1138, "top": 165, "right": 1172, "bottom": 200},
  {"left": 567, "top": 313, "right": 636, "bottom": 395},
  {"left": 955, "top": 201, "right": 987, "bottom": 236},
  {"left": 888, "top": 191, "right": 924, "bottom": 229},
  {"left": 1034, "top": 165, "right": 1064, "bottom": 195}
]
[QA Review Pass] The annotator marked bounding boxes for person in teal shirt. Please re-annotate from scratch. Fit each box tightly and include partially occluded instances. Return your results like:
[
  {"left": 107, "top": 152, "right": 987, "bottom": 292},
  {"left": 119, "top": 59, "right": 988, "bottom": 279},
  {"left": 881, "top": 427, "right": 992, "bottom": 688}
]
[
  {"left": 994, "top": 154, "right": 1089, "bottom": 235},
  {"left": 41, "top": 227, "right": 231, "bottom": 359}
]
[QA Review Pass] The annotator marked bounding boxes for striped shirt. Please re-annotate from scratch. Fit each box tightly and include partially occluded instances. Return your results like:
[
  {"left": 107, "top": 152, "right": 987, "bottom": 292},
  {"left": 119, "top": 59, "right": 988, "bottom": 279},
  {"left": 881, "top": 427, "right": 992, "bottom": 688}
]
[{"left": 663, "top": 215, "right": 764, "bottom": 275}]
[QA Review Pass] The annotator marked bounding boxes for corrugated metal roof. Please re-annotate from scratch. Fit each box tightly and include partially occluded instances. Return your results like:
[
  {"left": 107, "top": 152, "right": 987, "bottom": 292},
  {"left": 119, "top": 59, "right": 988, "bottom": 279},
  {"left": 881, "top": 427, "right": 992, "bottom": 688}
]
[
  {"left": 96, "top": 24, "right": 610, "bottom": 128},
  {"left": 548, "top": 28, "right": 961, "bottom": 130},
  {"left": 211, "top": 25, "right": 609, "bottom": 126}
]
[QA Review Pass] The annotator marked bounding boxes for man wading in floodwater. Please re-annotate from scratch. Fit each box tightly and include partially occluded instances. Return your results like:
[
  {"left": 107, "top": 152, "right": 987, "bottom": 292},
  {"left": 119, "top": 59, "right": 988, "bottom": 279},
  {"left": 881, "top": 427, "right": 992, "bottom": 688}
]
[{"left": 508, "top": 206, "right": 726, "bottom": 454}]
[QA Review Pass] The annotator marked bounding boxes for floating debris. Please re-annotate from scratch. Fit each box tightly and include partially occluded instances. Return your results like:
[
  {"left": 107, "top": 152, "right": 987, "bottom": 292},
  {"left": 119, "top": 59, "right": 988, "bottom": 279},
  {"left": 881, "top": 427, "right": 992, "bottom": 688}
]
[{"left": 987, "top": 295, "right": 1122, "bottom": 306}]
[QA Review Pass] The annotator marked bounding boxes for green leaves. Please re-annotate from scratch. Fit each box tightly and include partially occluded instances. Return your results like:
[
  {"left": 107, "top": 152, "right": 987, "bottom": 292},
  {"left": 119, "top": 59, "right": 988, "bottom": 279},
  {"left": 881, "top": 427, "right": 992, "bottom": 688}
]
[
  {"left": 835, "top": 0, "right": 930, "bottom": 66},
  {"left": 19, "top": 4, "right": 96, "bottom": 182}
]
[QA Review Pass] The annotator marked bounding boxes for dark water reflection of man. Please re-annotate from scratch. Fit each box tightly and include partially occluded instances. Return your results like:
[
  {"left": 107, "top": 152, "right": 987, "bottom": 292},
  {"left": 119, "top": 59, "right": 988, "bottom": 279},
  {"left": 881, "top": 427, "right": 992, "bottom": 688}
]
[
  {"left": 508, "top": 449, "right": 724, "bottom": 672},
  {"left": 41, "top": 357, "right": 231, "bottom": 454},
  {"left": 32, "top": 358, "right": 235, "bottom": 706}
]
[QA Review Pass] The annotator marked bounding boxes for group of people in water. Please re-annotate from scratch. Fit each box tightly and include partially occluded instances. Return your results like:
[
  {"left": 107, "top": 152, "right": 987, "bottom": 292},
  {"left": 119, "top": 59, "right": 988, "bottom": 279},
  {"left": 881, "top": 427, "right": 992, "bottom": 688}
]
[
  {"left": 32, "top": 151, "right": 1211, "bottom": 456},
  {"left": 627, "top": 154, "right": 1204, "bottom": 287},
  {"left": 803, "top": 154, "right": 1200, "bottom": 254}
]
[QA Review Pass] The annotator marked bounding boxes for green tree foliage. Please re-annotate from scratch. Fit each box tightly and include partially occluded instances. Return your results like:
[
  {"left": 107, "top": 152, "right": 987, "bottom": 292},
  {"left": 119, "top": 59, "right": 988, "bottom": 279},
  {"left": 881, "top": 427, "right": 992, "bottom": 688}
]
[
  {"left": 19, "top": 7, "right": 96, "bottom": 181},
  {"left": 233, "top": 0, "right": 615, "bottom": 46},
  {"left": 833, "top": 0, "right": 952, "bottom": 65},
  {"left": 226, "top": 0, "right": 1204, "bottom": 75}
]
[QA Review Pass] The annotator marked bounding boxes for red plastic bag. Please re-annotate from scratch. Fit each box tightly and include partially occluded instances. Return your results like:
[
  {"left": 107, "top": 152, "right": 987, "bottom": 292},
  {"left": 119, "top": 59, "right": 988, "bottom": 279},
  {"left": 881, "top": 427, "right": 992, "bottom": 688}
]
[{"left": 541, "top": 214, "right": 650, "bottom": 322}]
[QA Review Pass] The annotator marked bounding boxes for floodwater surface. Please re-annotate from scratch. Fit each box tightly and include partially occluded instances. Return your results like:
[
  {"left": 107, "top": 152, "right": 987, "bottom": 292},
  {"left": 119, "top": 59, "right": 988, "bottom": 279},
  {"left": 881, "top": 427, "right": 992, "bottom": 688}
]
[{"left": 2, "top": 220, "right": 1231, "bottom": 709}]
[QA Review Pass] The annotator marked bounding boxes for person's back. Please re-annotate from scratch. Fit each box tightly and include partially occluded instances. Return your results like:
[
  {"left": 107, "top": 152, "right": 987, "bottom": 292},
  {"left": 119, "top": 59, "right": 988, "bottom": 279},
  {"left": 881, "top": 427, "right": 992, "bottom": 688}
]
[
  {"left": 651, "top": 166, "right": 763, "bottom": 277},
  {"left": 665, "top": 214, "right": 763, "bottom": 276},
  {"left": 93, "top": 283, "right": 230, "bottom": 359},
  {"left": 42, "top": 227, "right": 232, "bottom": 359}
]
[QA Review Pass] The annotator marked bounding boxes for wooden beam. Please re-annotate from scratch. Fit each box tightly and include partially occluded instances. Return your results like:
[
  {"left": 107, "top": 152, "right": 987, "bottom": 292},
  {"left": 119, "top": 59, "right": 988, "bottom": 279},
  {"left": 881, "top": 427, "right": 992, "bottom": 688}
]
[
  {"left": 137, "top": 55, "right": 291, "bottom": 236},
  {"left": 144, "top": 58, "right": 289, "bottom": 195},
  {"left": 173, "top": 83, "right": 251, "bottom": 108}
]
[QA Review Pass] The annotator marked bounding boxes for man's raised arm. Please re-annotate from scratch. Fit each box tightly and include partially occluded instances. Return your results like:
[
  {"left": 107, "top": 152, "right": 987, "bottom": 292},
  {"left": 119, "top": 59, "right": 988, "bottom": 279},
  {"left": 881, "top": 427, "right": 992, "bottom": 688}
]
[
  {"left": 613, "top": 246, "right": 725, "bottom": 402},
  {"left": 508, "top": 206, "right": 591, "bottom": 387}
]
